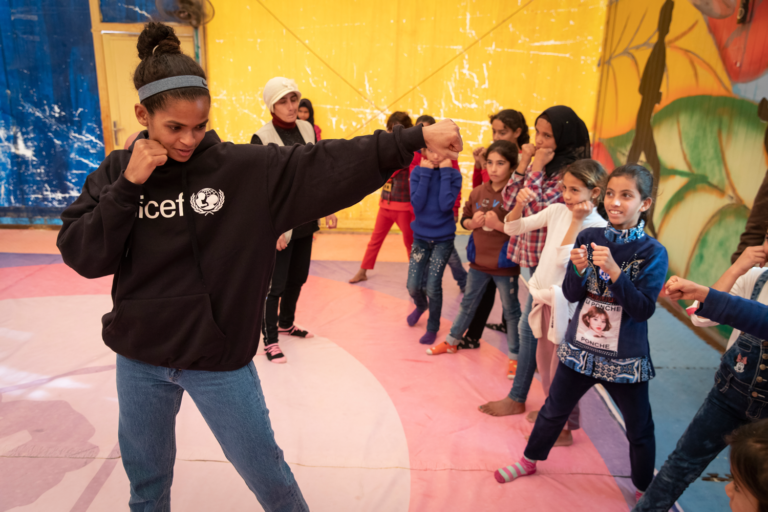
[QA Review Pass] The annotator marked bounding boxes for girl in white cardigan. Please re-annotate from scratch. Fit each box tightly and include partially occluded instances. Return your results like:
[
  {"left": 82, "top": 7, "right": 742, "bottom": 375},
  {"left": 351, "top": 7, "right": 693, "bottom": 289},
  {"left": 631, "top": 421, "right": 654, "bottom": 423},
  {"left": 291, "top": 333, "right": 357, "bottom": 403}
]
[{"left": 503, "top": 159, "right": 607, "bottom": 446}]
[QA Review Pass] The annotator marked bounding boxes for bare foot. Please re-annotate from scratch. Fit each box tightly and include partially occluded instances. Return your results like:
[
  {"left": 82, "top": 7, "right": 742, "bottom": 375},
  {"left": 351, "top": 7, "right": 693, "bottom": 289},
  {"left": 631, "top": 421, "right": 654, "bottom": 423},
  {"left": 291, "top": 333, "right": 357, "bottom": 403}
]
[
  {"left": 349, "top": 268, "right": 368, "bottom": 283},
  {"left": 526, "top": 410, "right": 539, "bottom": 424},
  {"left": 478, "top": 396, "right": 525, "bottom": 417},
  {"left": 554, "top": 429, "right": 574, "bottom": 447},
  {"left": 524, "top": 429, "right": 573, "bottom": 447}
]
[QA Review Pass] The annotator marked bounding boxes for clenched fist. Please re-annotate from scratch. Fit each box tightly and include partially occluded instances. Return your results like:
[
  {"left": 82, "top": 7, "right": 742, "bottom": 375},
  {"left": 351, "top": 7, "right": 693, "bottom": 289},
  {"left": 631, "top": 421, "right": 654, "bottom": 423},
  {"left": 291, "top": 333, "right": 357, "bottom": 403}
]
[
  {"left": 124, "top": 139, "right": 168, "bottom": 185},
  {"left": 423, "top": 119, "right": 463, "bottom": 161}
]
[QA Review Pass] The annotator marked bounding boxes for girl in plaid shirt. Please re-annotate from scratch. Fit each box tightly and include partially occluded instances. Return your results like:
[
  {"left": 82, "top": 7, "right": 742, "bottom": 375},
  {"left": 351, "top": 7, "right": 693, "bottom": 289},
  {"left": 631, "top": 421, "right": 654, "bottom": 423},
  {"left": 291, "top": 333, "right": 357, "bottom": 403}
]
[{"left": 480, "top": 105, "right": 592, "bottom": 416}]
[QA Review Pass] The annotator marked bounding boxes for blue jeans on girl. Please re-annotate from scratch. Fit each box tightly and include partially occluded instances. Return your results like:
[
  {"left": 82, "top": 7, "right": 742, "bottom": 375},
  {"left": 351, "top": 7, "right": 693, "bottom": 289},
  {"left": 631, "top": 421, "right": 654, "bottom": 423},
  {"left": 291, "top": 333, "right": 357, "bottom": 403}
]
[
  {"left": 116, "top": 355, "right": 308, "bottom": 512},
  {"left": 446, "top": 267, "right": 520, "bottom": 357},
  {"left": 526, "top": 361, "right": 656, "bottom": 492},
  {"left": 406, "top": 238, "right": 454, "bottom": 333},
  {"left": 509, "top": 266, "right": 537, "bottom": 388},
  {"left": 634, "top": 272, "right": 768, "bottom": 510}
]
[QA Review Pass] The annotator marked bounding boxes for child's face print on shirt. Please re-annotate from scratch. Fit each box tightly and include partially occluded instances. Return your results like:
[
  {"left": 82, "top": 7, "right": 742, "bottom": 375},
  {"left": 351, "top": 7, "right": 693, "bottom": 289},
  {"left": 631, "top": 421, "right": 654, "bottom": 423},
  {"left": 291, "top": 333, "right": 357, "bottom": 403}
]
[{"left": 576, "top": 300, "right": 622, "bottom": 357}]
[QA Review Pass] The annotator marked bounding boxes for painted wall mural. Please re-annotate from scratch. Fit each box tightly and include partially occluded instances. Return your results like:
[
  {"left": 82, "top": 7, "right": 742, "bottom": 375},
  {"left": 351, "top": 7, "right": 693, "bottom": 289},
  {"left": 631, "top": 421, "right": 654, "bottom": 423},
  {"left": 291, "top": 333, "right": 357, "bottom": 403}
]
[
  {"left": 0, "top": 0, "right": 104, "bottom": 225},
  {"left": 593, "top": 0, "right": 768, "bottom": 337}
]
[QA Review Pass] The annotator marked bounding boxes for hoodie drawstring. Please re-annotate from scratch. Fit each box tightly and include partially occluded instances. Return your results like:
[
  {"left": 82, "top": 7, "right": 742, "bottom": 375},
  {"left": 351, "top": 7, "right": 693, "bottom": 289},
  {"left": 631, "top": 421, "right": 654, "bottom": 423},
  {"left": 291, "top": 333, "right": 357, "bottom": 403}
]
[{"left": 182, "top": 167, "right": 207, "bottom": 289}]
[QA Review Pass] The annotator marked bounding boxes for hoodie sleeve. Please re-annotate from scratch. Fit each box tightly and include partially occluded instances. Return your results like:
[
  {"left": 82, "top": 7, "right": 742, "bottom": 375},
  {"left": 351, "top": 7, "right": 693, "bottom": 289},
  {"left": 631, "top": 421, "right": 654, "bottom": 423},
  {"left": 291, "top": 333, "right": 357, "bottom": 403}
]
[
  {"left": 57, "top": 154, "right": 144, "bottom": 279},
  {"left": 265, "top": 125, "right": 423, "bottom": 236}
]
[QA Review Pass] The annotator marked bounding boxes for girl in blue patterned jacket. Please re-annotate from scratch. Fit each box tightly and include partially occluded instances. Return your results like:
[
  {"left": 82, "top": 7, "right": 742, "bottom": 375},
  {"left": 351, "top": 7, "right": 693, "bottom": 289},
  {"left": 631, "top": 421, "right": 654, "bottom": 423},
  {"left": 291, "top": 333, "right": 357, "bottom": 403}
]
[{"left": 493, "top": 164, "right": 669, "bottom": 505}]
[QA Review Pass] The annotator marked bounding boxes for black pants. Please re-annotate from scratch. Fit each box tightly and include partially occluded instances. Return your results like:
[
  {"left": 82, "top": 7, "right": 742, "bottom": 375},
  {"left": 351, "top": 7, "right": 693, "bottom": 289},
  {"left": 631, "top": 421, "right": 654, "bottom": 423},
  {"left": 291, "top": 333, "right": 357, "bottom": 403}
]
[
  {"left": 262, "top": 234, "right": 313, "bottom": 344},
  {"left": 525, "top": 361, "right": 656, "bottom": 491},
  {"left": 465, "top": 281, "right": 501, "bottom": 339}
]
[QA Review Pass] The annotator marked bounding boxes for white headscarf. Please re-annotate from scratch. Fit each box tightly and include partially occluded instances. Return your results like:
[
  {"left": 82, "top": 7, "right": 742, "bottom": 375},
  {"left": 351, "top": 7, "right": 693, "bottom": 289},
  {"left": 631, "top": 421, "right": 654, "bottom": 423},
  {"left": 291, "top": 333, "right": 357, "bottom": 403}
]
[{"left": 263, "top": 77, "right": 302, "bottom": 113}]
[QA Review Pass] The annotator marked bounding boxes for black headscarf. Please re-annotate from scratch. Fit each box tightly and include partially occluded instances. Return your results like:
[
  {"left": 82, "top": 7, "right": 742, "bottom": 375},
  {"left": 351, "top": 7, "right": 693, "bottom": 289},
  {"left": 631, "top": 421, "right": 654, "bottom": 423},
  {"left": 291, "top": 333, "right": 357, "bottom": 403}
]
[
  {"left": 299, "top": 98, "right": 315, "bottom": 127},
  {"left": 536, "top": 106, "right": 590, "bottom": 177}
]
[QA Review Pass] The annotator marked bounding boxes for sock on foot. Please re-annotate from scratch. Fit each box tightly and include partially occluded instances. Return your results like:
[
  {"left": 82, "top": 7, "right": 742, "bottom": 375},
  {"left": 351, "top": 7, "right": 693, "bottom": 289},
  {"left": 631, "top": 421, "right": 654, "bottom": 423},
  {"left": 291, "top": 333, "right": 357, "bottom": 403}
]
[
  {"left": 494, "top": 456, "right": 536, "bottom": 483},
  {"left": 419, "top": 331, "right": 437, "bottom": 345},
  {"left": 407, "top": 308, "right": 424, "bottom": 327}
]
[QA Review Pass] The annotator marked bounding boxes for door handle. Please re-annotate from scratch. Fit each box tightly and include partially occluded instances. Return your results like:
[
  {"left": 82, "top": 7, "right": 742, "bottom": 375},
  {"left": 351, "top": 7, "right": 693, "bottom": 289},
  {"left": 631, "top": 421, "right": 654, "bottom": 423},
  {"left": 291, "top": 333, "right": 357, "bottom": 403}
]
[{"left": 112, "top": 121, "right": 123, "bottom": 146}]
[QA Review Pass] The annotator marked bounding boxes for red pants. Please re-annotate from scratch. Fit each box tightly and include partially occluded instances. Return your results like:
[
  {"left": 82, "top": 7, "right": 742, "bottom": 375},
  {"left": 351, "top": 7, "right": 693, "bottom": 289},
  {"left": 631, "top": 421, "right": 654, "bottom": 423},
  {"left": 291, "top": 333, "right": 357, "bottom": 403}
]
[{"left": 361, "top": 207, "right": 413, "bottom": 269}]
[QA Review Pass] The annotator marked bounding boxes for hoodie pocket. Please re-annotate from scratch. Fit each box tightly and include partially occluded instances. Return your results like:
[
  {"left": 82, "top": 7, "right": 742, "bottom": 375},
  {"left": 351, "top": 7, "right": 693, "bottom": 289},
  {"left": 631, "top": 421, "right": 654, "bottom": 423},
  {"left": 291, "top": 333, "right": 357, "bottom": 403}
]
[{"left": 103, "top": 294, "right": 226, "bottom": 369}]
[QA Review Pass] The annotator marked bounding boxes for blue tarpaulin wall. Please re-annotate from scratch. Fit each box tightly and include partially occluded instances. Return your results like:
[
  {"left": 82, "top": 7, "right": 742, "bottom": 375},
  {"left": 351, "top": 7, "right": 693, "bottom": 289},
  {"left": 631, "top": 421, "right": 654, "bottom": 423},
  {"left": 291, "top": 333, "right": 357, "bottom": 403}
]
[{"left": 0, "top": 0, "right": 104, "bottom": 225}]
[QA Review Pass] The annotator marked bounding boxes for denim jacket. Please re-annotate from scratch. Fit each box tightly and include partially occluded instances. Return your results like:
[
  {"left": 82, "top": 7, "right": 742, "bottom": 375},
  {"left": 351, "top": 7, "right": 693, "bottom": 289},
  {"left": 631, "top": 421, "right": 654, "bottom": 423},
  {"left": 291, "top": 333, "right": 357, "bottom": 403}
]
[{"left": 710, "top": 272, "right": 768, "bottom": 416}]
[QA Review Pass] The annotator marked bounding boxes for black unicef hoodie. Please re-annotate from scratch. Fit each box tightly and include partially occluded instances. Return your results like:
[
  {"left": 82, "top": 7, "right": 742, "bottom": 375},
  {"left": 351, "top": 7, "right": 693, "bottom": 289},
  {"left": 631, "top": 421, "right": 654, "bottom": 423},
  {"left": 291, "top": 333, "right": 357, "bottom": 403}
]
[{"left": 58, "top": 125, "right": 425, "bottom": 371}]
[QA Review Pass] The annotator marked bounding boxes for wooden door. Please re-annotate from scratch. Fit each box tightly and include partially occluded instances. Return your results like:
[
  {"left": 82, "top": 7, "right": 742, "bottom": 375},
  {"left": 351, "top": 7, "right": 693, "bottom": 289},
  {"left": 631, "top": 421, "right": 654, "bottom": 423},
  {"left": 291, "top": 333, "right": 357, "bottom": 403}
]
[{"left": 102, "top": 32, "right": 195, "bottom": 150}]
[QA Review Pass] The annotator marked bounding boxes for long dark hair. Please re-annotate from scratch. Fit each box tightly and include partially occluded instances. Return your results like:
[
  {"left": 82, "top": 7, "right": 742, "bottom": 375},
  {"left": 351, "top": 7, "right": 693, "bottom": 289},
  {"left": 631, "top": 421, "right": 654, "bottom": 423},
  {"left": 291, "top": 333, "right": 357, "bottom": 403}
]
[
  {"left": 387, "top": 111, "right": 413, "bottom": 131},
  {"left": 489, "top": 109, "right": 529, "bottom": 147},
  {"left": 607, "top": 164, "right": 655, "bottom": 223},
  {"left": 133, "top": 22, "right": 209, "bottom": 114},
  {"left": 486, "top": 140, "right": 519, "bottom": 170},
  {"left": 727, "top": 419, "right": 768, "bottom": 512}
]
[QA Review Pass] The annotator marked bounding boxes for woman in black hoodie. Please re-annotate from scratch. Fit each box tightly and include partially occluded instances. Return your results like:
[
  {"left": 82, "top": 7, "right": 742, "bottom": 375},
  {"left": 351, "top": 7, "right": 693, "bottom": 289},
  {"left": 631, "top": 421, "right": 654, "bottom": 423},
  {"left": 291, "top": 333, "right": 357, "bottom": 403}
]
[{"left": 57, "top": 22, "right": 461, "bottom": 511}]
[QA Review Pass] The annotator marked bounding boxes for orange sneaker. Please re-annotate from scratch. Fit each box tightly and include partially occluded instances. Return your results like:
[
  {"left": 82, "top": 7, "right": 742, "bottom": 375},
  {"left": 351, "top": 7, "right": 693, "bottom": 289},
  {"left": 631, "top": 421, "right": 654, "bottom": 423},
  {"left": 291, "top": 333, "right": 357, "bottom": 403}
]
[
  {"left": 426, "top": 341, "right": 459, "bottom": 355},
  {"left": 507, "top": 359, "right": 518, "bottom": 379}
]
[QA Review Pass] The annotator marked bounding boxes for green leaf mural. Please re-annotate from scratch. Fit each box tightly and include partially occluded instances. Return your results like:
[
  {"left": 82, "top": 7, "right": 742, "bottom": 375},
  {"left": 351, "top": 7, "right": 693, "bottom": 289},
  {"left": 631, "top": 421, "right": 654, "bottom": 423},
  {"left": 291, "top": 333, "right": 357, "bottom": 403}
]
[
  {"left": 601, "top": 94, "right": 767, "bottom": 284},
  {"left": 651, "top": 95, "right": 767, "bottom": 197},
  {"left": 601, "top": 94, "right": 766, "bottom": 346}
]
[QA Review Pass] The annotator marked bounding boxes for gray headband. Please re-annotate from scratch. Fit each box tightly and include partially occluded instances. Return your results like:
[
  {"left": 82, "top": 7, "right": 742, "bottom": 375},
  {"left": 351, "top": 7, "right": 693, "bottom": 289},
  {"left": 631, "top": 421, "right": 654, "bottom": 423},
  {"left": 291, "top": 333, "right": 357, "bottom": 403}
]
[{"left": 138, "top": 75, "right": 208, "bottom": 102}]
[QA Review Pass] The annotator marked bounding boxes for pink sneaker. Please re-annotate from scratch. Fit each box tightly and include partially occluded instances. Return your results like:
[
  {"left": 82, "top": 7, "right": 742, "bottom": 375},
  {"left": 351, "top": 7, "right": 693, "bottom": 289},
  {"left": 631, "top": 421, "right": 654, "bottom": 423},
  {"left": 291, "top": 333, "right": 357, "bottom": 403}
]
[{"left": 264, "top": 343, "right": 287, "bottom": 363}]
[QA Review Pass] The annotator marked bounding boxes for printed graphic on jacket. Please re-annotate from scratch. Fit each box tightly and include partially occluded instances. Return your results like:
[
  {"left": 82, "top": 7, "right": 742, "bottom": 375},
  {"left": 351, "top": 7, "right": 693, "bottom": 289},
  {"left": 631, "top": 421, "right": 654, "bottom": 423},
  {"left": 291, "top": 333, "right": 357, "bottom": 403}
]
[
  {"left": 572, "top": 252, "right": 645, "bottom": 358},
  {"left": 575, "top": 296, "right": 622, "bottom": 357}
]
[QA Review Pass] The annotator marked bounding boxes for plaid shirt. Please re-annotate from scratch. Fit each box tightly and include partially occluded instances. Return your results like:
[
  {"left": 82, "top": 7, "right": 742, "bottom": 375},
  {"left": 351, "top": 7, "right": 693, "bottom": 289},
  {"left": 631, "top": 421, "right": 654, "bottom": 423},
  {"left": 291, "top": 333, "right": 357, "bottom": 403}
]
[
  {"left": 381, "top": 168, "right": 411, "bottom": 204},
  {"left": 501, "top": 167, "right": 564, "bottom": 268}
]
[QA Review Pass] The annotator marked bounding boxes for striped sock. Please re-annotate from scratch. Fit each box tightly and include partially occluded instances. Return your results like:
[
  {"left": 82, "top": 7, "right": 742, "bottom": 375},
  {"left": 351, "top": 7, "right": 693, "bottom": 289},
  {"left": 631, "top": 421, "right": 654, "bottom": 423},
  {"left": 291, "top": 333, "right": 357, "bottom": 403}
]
[{"left": 494, "top": 456, "right": 537, "bottom": 483}]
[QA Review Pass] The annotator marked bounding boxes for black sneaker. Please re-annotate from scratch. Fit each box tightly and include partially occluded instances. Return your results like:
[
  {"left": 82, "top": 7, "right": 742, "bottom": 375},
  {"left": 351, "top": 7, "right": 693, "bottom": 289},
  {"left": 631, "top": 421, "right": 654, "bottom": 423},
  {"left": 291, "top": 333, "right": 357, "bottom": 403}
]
[
  {"left": 485, "top": 322, "right": 507, "bottom": 334},
  {"left": 278, "top": 325, "right": 314, "bottom": 338},
  {"left": 458, "top": 336, "right": 481, "bottom": 350},
  {"left": 264, "top": 342, "right": 287, "bottom": 364}
]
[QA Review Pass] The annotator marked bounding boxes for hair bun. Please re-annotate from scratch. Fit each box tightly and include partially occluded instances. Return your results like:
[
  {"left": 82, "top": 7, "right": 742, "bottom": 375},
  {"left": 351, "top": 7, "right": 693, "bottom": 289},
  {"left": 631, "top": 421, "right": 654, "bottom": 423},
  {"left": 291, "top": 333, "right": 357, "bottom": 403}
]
[{"left": 137, "top": 22, "right": 182, "bottom": 60}]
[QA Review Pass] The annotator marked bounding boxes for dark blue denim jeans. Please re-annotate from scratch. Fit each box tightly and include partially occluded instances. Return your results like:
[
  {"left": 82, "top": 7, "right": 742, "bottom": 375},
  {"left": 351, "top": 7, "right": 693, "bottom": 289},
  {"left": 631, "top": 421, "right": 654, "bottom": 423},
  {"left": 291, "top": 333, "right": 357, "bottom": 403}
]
[
  {"left": 407, "top": 238, "right": 453, "bottom": 333},
  {"left": 526, "top": 361, "right": 656, "bottom": 492},
  {"left": 446, "top": 268, "right": 520, "bottom": 357},
  {"left": 635, "top": 334, "right": 768, "bottom": 511}
]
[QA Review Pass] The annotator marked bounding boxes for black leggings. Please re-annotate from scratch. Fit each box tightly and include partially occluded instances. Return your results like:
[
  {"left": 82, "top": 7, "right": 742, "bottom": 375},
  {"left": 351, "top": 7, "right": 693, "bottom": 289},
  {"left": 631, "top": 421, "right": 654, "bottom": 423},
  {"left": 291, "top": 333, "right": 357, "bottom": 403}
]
[
  {"left": 262, "top": 234, "right": 313, "bottom": 344},
  {"left": 465, "top": 281, "right": 502, "bottom": 339}
]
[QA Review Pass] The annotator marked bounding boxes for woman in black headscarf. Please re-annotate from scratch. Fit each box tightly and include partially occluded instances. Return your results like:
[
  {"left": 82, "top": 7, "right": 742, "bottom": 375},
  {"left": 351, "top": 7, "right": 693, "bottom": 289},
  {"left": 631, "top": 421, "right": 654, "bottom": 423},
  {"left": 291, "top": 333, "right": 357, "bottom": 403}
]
[
  {"left": 298, "top": 98, "right": 322, "bottom": 142},
  {"left": 479, "top": 105, "right": 592, "bottom": 418}
]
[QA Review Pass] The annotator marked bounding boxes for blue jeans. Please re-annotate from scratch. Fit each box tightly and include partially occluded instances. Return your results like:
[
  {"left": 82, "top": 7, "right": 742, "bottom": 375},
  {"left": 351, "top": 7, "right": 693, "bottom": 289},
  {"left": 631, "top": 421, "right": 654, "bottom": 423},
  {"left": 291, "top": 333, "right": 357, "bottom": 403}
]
[
  {"left": 446, "top": 268, "right": 520, "bottom": 358},
  {"left": 407, "top": 238, "right": 453, "bottom": 333},
  {"left": 635, "top": 344, "right": 768, "bottom": 509},
  {"left": 509, "top": 266, "right": 537, "bottom": 397},
  {"left": 420, "top": 246, "right": 467, "bottom": 290},
  {"left": 527, "top": 362, "right": 655, "bottom": 492},
  {"left": 116, "top": 355, "right": 308, "bottom": 512}
]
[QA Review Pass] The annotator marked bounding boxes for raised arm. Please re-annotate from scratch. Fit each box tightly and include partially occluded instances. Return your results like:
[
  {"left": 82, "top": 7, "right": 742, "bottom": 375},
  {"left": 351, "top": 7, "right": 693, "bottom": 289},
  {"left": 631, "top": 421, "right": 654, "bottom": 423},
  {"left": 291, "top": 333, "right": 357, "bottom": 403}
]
[
  {"left": 605, "top": 245, "right": 669, "bottom": 322},
  {"left": 266, "top": 121, "right": 461, "bottom": 236}
]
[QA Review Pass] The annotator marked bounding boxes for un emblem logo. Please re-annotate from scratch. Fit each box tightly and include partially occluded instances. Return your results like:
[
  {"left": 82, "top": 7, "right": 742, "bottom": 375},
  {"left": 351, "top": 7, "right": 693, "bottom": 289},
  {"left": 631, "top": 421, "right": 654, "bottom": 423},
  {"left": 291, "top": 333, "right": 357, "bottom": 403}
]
[{"left": 191, "top": 188, "right": 225, "bottom": 215}]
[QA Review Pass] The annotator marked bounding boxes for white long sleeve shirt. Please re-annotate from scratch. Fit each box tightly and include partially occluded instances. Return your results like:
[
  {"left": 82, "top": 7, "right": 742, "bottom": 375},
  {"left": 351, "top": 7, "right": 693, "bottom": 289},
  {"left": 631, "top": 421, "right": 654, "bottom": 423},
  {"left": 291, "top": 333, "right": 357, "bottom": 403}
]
[{"left": 505, "top": 203, "right": 607, "bottom": 293}]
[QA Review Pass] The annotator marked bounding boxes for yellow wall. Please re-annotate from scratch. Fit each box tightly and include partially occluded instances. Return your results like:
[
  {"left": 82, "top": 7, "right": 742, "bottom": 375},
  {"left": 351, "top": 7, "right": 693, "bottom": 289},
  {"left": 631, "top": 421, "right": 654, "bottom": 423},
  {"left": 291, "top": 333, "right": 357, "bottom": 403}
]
[{"left": 206, "top": 0, "right": 608, "bottom": 230}]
